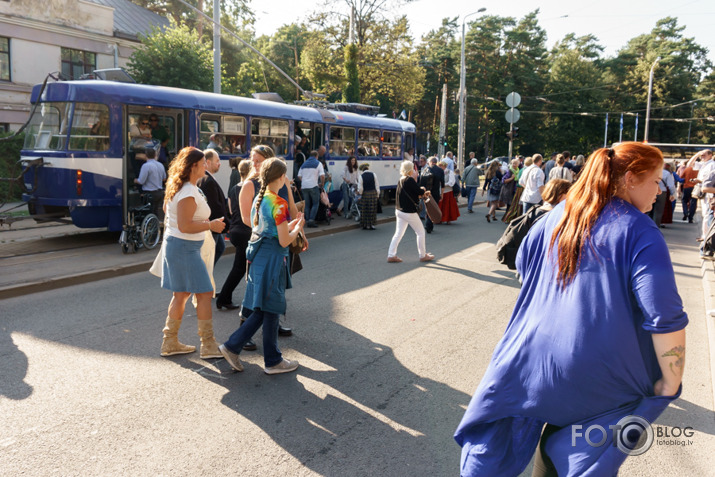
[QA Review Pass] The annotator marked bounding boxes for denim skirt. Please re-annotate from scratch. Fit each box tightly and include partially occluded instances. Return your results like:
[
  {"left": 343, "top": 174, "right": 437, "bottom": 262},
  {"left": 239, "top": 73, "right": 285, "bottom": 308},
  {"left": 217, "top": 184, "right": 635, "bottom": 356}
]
[{"left": 161, "top": 235, "right": 213, "bottom": 293}]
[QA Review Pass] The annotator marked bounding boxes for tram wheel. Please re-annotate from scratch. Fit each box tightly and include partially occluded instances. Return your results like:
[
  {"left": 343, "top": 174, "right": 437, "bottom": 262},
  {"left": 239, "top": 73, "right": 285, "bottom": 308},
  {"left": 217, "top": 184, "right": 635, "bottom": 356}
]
[{"left": 140, "top": 213, "right": 161, "bottom": 250}]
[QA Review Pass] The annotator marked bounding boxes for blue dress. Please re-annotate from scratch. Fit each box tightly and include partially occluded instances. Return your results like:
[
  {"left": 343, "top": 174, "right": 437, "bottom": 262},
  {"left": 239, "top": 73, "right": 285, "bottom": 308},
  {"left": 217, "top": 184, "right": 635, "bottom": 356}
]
[{"left": 455, "top": 198, "right": 688, "bottom": 476}]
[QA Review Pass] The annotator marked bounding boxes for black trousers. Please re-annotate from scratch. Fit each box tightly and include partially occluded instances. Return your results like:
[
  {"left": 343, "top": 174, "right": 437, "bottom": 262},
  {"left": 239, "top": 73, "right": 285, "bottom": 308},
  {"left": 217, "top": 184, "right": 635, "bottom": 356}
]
[{"left": 216, "top": 231, "right": 250, "bottom": 305}]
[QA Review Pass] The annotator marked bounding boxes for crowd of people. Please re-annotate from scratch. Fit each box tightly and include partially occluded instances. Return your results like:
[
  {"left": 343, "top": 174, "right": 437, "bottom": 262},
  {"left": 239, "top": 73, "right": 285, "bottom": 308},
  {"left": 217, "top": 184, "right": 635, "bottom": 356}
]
[{"left": 145, "top": 140, "right": 698, "bottom": 476}]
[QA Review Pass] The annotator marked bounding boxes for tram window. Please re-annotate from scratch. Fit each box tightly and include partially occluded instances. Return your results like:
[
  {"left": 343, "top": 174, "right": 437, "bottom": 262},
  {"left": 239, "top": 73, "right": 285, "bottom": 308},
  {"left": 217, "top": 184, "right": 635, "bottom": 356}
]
[
  {"left": 23, "top": 102, "right": 69, "bottom": 151},
  {"left": 328, "top": 127, "right": 355, "bottom": 157},
  {"left": 199, "top": 113, "right": 246, "bottom": 154},
  {"left": 357, "top": 128, "right": 380, "bottom": 157},
  {"left": 405, "top": 133, "right": 415, "bottom": 151},
  {"left": 382, "top": 131, "right": 402, "bottom": 158},
  {"left": 251, "top": 118, "right": 289, "bottom": 156},
  {"left": 69, "top": 103, "right": 110, "bottom": 151}
]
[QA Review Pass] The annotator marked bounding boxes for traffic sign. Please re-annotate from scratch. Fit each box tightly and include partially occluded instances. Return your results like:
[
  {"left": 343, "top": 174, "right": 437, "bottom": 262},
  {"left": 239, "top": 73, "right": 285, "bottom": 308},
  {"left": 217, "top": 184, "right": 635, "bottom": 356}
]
[
  {"left": 505, "top": 109, "right": 521, "bottom": 124},
  {"left": 506, "top": 92, "right": 521, "bottom": 108}
]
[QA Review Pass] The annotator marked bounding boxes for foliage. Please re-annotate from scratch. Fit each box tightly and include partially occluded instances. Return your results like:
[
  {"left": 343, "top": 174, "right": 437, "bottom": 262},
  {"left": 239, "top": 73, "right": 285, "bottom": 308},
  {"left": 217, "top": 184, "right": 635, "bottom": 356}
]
[
  {"left": 130, "top": 0, "right": 254, "bottom": 35},
  {"left": 0, "top": 132, "right": 25, "bottom": 202},
  {"left": 125, "top": 1, "right": 715, "bottom": 158},
  {"left": 342, "top": 43, "right": 360, "bottom": 103},
  {"left": 128, "top": 23, "right": 214, "bottom": 91},
  {"left": 307, "top": 2, "right": 424, "bottom": 113}
]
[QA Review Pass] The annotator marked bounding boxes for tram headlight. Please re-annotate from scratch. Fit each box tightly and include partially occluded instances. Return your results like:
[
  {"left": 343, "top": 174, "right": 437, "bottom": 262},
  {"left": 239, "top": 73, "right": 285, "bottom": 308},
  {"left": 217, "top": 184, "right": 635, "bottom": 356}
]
[{"left": 76, "top": 170, "right": 83, "bottom": 196}]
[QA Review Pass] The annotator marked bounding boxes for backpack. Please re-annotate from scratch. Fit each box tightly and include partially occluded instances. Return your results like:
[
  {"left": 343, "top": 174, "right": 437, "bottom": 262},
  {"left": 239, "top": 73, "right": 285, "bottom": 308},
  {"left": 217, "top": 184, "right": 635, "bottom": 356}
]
[
  {"left": 496, "top": 206, "right": 549, "bottom": 270},
  {"left": 490, "top": 175, "right": 502, "bottom": 194},
  {"left": 419, "top": 166, "right": 434, "bottom": 191}
]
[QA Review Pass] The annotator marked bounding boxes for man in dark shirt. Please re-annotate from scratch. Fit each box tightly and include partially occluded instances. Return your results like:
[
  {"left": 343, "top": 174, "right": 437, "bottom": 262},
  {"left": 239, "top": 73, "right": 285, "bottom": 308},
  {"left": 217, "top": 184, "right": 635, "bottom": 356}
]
[{"left": 197, "top": 149, "right": 228, "bottom": 264}]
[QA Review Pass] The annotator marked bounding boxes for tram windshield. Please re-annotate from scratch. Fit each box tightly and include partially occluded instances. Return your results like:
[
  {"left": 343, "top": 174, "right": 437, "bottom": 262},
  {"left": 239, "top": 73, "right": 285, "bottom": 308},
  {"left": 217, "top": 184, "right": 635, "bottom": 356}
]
[
  {"left": 24, "top": 102, "right": 110, "bottom": 152},
  {"left": 23, "top": 102, "right": 70, "bottom": 151}
]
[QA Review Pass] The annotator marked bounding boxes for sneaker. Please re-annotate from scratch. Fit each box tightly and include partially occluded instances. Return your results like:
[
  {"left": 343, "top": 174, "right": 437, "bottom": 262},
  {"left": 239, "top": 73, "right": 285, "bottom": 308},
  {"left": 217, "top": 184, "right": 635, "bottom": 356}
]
[
  {"left": 219, "top": 344, "right": 244, "bottom": 372},
  {"left": 387, "top": 256, "right": 403, "bottom": 263},
  {"left": 265, "top": 358, "right": 299, "bottom": 375}
]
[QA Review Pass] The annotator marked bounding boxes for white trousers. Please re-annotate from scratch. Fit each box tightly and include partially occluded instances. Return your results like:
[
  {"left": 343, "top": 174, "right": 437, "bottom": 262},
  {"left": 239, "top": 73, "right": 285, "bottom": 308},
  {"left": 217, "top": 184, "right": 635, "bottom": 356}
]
[{"left": 388, "top": 210, "right": 426, "bottom": 258}]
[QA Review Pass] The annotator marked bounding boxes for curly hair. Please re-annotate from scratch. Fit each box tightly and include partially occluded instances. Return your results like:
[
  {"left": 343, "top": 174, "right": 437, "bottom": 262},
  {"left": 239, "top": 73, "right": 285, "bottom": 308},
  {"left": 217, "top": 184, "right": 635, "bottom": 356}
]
[
  {"left": 253, "top": 158, "right": 287, "bottom": 228},
  {"left": 164, "top": 147, "right": 205, "bottom": 205}
]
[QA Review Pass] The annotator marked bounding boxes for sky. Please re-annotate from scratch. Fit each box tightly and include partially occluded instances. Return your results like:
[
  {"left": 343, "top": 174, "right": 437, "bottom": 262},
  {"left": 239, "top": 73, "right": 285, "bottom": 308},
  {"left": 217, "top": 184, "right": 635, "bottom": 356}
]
[{"left": 250, "top": 0, "right": 715, "bottom": 65}]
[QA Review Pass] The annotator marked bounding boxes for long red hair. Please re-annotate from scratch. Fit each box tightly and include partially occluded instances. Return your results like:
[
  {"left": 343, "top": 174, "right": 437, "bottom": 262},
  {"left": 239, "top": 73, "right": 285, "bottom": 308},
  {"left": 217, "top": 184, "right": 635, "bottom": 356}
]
[{"left": 549, "top": 142, "right": 663, "bottom": 288}]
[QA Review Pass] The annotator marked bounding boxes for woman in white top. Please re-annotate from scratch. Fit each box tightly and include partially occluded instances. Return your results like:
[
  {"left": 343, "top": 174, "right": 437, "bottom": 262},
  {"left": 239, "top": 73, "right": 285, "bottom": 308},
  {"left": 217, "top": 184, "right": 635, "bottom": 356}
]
[
  {"left": 160, "top": 147, "right": 226, "bottom": 359},
  {"left": 339, "top": 156, "right": 359, "bottom": 217},
  {"left": 548, "top": 153, "right": 574, "bottom": 183},
  {"left": 438, "top": 160, "right": 460, "bottom": 223}
]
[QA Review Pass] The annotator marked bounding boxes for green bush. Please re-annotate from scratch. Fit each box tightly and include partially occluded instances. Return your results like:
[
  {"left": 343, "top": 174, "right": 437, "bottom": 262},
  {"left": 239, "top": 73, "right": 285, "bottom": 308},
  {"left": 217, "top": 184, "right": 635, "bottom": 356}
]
[{"left": 0, "top": 131, "right": 25, "bottom": 202}]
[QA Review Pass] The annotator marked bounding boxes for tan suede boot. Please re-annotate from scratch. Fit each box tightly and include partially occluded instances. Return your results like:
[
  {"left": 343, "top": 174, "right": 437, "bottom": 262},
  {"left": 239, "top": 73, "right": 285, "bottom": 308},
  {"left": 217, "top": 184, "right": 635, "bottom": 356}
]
[
  {"left": 161, "top": 317, "right": 196, "bottom": 356},
  {"left": 197, "top": 319, "right": 223, "bottom": 359}
]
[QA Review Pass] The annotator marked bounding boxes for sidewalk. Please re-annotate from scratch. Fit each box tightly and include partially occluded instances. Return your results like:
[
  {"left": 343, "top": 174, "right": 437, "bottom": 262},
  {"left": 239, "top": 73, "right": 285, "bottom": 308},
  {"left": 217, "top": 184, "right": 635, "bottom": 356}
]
[{"left": 0, "top": 201, "right": 419, "bottom": 299}]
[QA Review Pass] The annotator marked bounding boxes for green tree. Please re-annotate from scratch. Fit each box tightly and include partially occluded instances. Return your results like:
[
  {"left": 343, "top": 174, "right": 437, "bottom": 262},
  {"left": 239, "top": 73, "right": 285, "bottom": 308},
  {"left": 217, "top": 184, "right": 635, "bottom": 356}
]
[
  {"left": 342, "top": 43, "right": 360, "bottom": 102},
  {"left": 693, "top": 71, "right": 715, "bottom": 143},
  {"left": 605, "top": 17, "right": 712, "bottom": 143},
  {"left": 541, "top": 34, "right": 608, "bottom": 153},
  {"left": 462, "top": 11, "right": 548, "bottom": 157},
  {"left": 130, "top": 0, "right": 254, "bottom": 36},
  {"left": 413, "top": 18, "right": 459, "bottom": 152},
  {"left": 307, "top": 1, "right": 424, "bottom": 113},
  {"left": 128, "top": 23, "right": 214, "bottom": 91},
  {"left": 0, "top": 132, "right": 25, "bottom": 201}
]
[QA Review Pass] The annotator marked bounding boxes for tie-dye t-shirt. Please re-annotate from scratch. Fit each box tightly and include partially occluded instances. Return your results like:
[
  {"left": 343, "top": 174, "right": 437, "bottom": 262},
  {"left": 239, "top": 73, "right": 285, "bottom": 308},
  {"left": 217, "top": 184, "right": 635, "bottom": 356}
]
[{"left": 251, "top": 190, "right": 288, "bottom": 239}]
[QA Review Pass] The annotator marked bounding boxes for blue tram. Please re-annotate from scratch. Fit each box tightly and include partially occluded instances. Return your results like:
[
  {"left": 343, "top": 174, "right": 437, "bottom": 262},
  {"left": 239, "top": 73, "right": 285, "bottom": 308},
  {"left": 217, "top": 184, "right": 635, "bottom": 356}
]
[{"left": 20, "top": 79, "right": 416, "bottom": 231}]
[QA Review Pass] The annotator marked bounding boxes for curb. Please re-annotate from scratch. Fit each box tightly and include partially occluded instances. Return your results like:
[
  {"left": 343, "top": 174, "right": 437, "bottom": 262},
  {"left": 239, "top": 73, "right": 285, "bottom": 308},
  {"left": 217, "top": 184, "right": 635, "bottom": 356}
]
[{"left": 0, "top": 199, "right": 483, "bottom": 300}]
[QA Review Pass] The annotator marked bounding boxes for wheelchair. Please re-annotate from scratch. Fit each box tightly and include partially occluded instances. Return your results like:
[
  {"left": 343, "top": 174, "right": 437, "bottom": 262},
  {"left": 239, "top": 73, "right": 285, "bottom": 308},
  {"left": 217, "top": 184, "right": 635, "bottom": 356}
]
[{"left": 119, "top": 189, "right": 162, "bottom": 254}]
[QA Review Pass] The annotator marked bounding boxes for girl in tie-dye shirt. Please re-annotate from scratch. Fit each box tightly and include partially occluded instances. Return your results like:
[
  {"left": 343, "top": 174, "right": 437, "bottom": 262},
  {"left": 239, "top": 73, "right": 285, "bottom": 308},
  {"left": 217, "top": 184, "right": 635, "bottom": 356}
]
[{"left": 220, "top": 158, "right": 305, "bottom": 375}]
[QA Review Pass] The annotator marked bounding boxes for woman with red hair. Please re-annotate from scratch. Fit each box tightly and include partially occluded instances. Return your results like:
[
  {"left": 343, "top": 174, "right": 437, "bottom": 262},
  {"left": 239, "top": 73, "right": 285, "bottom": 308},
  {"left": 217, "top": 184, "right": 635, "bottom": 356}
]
[{"left": 455, "top": 142, "right": 688, "bottom": 476}]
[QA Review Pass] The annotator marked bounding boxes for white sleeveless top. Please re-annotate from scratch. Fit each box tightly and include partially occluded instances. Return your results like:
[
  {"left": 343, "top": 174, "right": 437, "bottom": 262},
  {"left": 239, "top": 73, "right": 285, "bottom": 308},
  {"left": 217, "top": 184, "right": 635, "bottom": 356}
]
[{"left": 165, "top": 183, "right": 211, "bottom": 241}]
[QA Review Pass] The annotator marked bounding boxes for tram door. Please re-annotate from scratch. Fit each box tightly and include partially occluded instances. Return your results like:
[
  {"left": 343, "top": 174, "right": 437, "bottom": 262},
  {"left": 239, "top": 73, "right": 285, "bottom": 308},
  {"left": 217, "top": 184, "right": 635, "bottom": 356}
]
[
  {"left": 122, "top": 107, "right": 186, "bottom": 222},
  {"left": 295, "top": 121, "right": 324, "bottom": 154},
  {"left": 311, "top": 125, "right": 323, "bottom": 150}
]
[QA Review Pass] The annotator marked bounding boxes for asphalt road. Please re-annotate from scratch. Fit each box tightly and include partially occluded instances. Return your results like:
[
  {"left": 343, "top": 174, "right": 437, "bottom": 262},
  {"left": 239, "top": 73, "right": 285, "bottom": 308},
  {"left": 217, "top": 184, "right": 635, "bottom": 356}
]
[{"left": 1, "top": 205, "right": 714, "bottom": 476}]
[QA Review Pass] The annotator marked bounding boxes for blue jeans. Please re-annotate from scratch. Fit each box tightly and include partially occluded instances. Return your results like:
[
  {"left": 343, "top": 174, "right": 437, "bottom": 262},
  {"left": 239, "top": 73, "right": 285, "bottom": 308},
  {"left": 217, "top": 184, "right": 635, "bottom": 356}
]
[
  {"left": 340, "top": 182, "right": 353, "bottom": 212},
  {"left": 302, "top": 187, "right": 320, "bottom": 222},
  {"left": 213, "top": 232, "right": 225, "bottom": 264},
  {"left": 466, "top": 186, "right": 477, "bottom": 211},
  {"left": 224, "top": 309, "right": 282, "bottom": 367}
]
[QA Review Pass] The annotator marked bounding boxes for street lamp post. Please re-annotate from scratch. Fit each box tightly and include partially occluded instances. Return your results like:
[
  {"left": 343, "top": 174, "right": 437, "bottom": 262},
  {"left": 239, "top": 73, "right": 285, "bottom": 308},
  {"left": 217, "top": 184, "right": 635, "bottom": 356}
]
[
  {"left": 644, "top": 57, "right": 660, "bottom": 143},
  {"left": 458, "top": 7, "right": 486, "bottom": 172}
]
